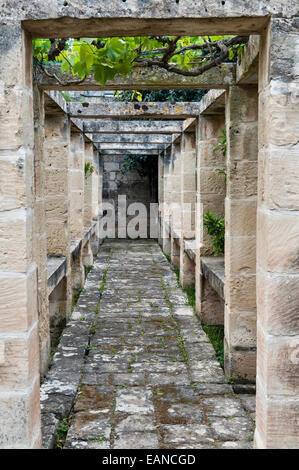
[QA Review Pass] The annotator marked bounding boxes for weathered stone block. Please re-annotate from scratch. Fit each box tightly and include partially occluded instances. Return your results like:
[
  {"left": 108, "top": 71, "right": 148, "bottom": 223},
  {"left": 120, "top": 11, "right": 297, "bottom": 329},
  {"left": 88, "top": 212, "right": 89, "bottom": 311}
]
[
  {"left": 256, "top": 271, "right": 299, "bottom": 336},
  {"left": 225, "top": 274, "right": 256, "bottom": 311},
  {"left": 0, "top": 208, "right": 33, "bottom": 272},
  {"left": 0, "top": 148, "right": 34, "bottom": 211},
  {"left": 225, "top": 197, "right": 257, "bottom": 237},
  {"left": 199, "top": 167, "right": 226, "bottom": 195},
  {"left": 257, "top": 327, "right": 299, "bottom": 397},
  {"left": 257, "top": 208, "right": 299, "bottom": 273},
  {"left": 0, "top": 326, "right": 39, "bottom": 391},
  {"left": 0, "top": 268, "right": 37, "bottom": 333},
  {"left": 225, "top": 234, "right": 256, "bottom": 275}
]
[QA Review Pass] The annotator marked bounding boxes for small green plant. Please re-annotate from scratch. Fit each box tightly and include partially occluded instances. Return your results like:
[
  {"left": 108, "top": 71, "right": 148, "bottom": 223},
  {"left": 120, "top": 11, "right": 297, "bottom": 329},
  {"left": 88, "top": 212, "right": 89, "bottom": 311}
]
[
  {"left": 120, "top": 154, "right": 150, "bottom": 177},
  {"left": 215, "top": 168, "right": 227, "bottom": 182},
  {"left": 84, "top": 162, "right": 94, "bottom": 179},
  {"left": 84, "top": 264, "right": 93, "bottom": 277},
  {"left": 212, "top": 129, "right": 227, "bottom": 157},
  {"left": 55, "top": 416, "right": 71, "bottom": 449},
  {"left": 202, "top": 325, "right": 224, "bottom": 368},
  {"left": 203, "top": 210, "right": 225, "bottom": 256}
]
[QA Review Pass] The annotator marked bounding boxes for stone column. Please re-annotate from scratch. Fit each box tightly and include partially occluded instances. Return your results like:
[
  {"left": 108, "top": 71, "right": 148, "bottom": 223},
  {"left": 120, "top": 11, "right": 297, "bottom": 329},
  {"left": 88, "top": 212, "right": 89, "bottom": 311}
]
[
  {"left": 70, "top": 132, "right": 85, "bottom": 241},
  {"left": 69, "top": 131, "right": 85, "bottom": 291},
  {"left": 158, "top": 151, "right": 164, "bottom": 247},
  {"left": 179, "top": 131, "right": 196, "bottom": 288},
  {"left": 92, "top": 147, "right": 100, "bottom": 222},
  {"left": 33, "top": 86, "right": 50, "bottom": 376},
  {"left": 195, "top": 114, "right": 226, "bottom": 324},
  {"left": 84, "top": 142, "right": 94, "bottom": 229},
  {"left": 0, "top": 28, "right": 41, "bottom": 448},
  {"left": 170, "top": 142, "right": 181, "bottom": 268},
  {"left": 162, "top": 148, "right": 172, "bottom": 255},
  {"left": 255, "top": 18, "right": 299, "bottom": 449},
  {"left": 44, "top": 112, "right": 72, "bottom": 341},
  {"left": 224, "top": 85, "right": 258, "bottom": 384}
]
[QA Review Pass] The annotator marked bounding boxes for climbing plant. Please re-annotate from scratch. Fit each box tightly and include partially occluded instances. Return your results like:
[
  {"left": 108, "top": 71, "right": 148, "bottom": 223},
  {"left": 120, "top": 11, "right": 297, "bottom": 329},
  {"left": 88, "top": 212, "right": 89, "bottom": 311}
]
[
  {"left": 203, "top": 210, "right": 225, "bottom": 256},
  {"left": 33, "top": 35, "right": 248, "bottom": 86},
  {"left": 212, "top": 129, "right": 227, "bottom": 157},
  {"left": 212, "top": 129, "right": 227, "bottom": 181},
  {"left": 116, "top": 89, "right": 208, "bottom": 102},
  {"left": 84, "top": 162, "right": 94, "bottom": 179},
  {"left": 120, "top": 155, "right": 151, "bottom": 178}
]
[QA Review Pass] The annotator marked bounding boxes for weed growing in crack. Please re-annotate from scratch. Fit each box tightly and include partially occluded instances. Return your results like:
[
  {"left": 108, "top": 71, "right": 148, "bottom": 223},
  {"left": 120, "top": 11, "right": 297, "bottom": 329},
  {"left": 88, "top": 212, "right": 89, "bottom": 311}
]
[{"left": 55, "top": 415, "right": 72, "bottom": 449}]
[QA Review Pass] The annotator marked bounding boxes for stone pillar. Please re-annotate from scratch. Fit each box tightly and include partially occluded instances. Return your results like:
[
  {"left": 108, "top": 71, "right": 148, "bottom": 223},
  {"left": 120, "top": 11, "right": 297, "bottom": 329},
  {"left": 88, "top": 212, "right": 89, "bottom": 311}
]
[
  {"left": 84, "top": 142, "right": 94, "bottom": 229},
  {"left": 90, "top": 147, "right": 100, "bottom": 256},
  {"left": 0, "top": 28, "right": 41, "bottom": 448},
  {"left": 179, "top": 131, "right": 196, "bottom": 288},
  {"left": 158, "top": 151, "right": 164, "bottom": 247},
  {"left": 98, "top": 154, "right": 103, "bottom": 217},
  {"left": 162, "top": 148, "right": 172, "bottom": 255},
  {"left": 44, "top": 112, "right": 72, "bottom": 340},
  {"left": 33, "top": 86, "right": 50, "bottom": 376},
  {"left": 70, "top": 132, "right": 85, "bottom": 241},
  {"left": 170, "top": 142, "right": 181, "bottom": 268},
  {"left": 255, "top": 18, "right": 299, "bottom": 449},
  {"left": 195, "top": 114, "right": 226, "bottom": 323},
  {"left": 92, "top": 147, "right": 100, "bottom": 221},
  {"left": 224, "top": 85, "right": 258, "bottom": 384},
  {"left": 69, "top": 131, "right": 85, "bottom": 291}
]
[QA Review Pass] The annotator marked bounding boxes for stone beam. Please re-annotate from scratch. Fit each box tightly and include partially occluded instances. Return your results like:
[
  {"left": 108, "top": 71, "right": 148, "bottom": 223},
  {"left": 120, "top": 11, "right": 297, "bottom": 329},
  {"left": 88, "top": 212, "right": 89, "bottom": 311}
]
[
  {"left": 20, "top": 1, "right": 296, "bottom": 38},
  {"left": 77, "top": 120, "right": 183, "bottom": 135},
  {"left": 97, "top": 142, "right": 166, "bottom": 150},
  {"left": 37, "top": 64, "right": 235, "bottom": 91},
  {"left": 68, "top": 102, "right": 201, "bottom": 119},
  {"left": 98, "top": 149, "right": 160, "bottom": 156},
  {"left": 90, "top": 134, "right": 174, "bottom": 144},
  {"left": 236, "top": 35, "right": 260, "bottom": 84}
]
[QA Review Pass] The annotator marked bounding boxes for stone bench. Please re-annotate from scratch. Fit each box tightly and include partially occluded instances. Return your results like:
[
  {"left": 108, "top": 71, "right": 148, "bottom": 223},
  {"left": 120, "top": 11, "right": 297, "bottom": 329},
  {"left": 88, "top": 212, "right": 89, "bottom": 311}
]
[
  {"left": 47, "top": 256, "right": 67, "bottom": 295},
  {"left": 201, "top": 256, "right": 225, "bottom": 300}
]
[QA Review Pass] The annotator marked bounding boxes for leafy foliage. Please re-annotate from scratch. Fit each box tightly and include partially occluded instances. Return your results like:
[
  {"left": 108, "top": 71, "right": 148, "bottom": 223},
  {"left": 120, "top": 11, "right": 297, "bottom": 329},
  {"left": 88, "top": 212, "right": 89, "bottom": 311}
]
[
  {"left": 203, "top": 210, "right": 225, "bottom": 256},
  {"left": 116, "top": 89, "right": 208, "bottom": 102},
  {"left": 212, "top": 129, "right": 227, "bottom": 157},
  {"left": 84, "top": 162, "right": 94, "bottom": 179},
  {"left": 120, "top": 155, "right": 151, "bottom": 178},
  {"left": 33, "top": 35, "right": 248, "bottom": 86}
]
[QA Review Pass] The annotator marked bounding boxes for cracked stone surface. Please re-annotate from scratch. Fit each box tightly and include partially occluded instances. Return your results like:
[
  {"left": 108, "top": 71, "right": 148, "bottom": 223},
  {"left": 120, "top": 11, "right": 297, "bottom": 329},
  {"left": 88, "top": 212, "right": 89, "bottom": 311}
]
[{"left": 58, "top": 240, "right": 255, "bottom": 449}]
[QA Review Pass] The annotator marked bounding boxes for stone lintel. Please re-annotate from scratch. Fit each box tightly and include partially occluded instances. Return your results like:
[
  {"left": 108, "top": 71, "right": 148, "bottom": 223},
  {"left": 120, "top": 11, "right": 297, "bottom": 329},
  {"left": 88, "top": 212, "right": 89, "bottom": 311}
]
[
  {"left": 67, "top": 101, "right": 201, "bottom": 119},
  {"left": 88, "top": 134, "right": 174, "bottom": 144},
  {"left": 236, "top": 35, "right": 260, "bottom": 84},
  {"left": 98, "top": 149, "right": 160, "bottom": 156},
  {"left": 97, "top": 142, "right": 166, "bottom": 151},
  {"left": 36, "top": 64, "right": 236, "bottom": 91},
  {"left": 80, "top": 120, "right": 184, "bottom": 134},
  {"left": 200, "top": 90, "right": 226, "bottom": 115}
]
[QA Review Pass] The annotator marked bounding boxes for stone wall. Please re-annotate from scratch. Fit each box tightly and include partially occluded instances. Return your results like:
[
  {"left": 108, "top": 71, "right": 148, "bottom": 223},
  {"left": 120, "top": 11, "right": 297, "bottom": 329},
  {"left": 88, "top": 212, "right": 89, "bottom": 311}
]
[{"left": 102, "top": 153, "right": 158, "bottom": 237}]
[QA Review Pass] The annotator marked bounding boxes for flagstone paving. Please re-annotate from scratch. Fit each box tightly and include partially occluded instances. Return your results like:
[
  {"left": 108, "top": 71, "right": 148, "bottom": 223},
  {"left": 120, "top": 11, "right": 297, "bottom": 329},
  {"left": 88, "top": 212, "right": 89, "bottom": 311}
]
[{"left": 63, "top": 239, "right": 255, "bottom": 449}]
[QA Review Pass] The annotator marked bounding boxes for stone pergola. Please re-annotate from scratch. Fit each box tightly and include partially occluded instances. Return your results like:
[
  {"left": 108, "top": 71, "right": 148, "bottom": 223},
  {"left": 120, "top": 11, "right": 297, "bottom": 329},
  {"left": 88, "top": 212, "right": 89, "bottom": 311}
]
[{"left": 0, "top": 0, "right": 298, "bottom": 450}]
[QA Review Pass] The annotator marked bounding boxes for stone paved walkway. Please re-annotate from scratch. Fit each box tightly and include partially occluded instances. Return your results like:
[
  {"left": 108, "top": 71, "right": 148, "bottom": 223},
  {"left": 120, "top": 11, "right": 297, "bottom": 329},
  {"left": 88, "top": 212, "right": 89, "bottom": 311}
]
[{"left": 64, "top": 239, "right": 255, "bottom": 449}]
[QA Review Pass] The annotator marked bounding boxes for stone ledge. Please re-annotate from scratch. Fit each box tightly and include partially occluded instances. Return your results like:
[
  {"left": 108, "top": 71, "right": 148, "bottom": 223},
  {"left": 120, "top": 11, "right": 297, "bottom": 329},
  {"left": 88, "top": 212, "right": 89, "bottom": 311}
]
[
  {"left": 201, "top": 257, "right": 225, "bottom": 300},
  {"left": 47, "top": 256, "right": 67, "bottom": 295},
  {"left": 184, "top": 239, "right": 196, "bottom": 263},
  {"left": 83, "top": 219, "right": 99, "bottom": 246},
  {"left": 70, "top": 238, "right": 82, "bottom": 263},
  {"left": 41, "top": 258, "right": 105, "bottom": 448}
]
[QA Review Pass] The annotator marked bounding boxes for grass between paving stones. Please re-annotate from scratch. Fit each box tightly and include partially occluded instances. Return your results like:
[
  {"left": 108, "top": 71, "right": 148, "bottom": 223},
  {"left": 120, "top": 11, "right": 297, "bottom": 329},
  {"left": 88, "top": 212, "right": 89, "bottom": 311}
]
[
  {"left": 163, "top": 250, "right": 225, "bottom": 370},
  {"left": 58, "top": 254, "right": 111, "bottom": 449},
  {"left": 55, "top": 415, "right": 72, "bottom": 449}
]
